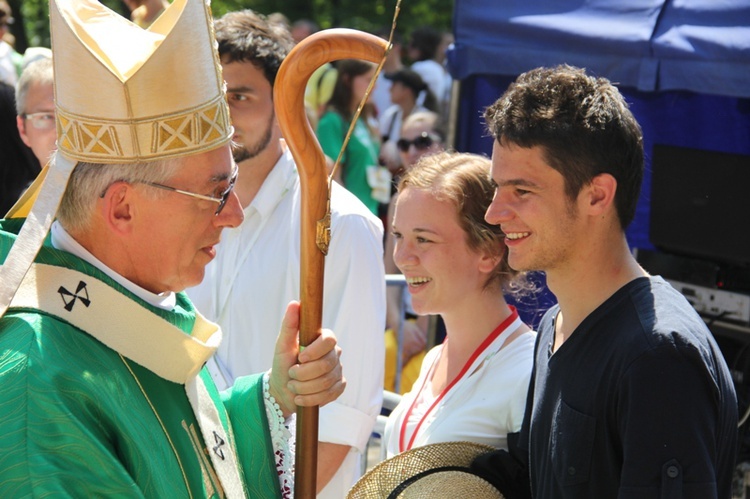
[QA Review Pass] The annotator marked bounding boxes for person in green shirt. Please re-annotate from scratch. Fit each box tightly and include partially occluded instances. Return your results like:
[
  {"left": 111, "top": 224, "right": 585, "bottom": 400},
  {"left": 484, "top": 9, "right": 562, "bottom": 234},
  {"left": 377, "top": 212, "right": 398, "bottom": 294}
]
[{"left": 316, "top": 59, "right": 383, "bottom": 215}]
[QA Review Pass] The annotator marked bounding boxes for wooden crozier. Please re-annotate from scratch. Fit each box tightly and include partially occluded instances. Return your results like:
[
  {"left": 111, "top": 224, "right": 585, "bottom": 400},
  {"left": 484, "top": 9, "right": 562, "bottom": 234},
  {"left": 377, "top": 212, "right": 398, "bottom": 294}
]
[{"left": 273, "top": 29, "right": 388, "bottom": 498}]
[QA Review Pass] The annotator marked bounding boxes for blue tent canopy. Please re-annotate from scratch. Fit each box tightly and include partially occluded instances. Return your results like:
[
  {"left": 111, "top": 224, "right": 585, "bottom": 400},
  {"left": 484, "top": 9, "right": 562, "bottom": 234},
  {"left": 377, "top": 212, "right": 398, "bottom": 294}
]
[
  {"left": 445, "top": 0, "right": 750, "bottom": 325},
  {"left": 448, "top": 0, "right": 750, "bottom": 98}
]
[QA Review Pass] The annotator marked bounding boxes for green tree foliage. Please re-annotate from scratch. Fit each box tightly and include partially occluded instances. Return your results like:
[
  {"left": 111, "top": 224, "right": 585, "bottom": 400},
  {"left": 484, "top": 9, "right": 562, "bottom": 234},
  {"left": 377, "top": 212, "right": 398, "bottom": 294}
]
[
  {"left": 14, "top": 0, "right": 453, "bottom": 54},
  {"left": 212, "top": 0, "right": 453, "bottom": 34},
  {"left": 16, "top": 0, "right": 127, "bottom": 50}
]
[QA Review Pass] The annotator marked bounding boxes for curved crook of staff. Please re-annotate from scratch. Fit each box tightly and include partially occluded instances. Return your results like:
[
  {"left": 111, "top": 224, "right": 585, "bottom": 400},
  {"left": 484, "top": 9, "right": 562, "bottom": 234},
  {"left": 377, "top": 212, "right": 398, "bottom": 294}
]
[{"left": 274, "top": 28, "right": 388, "bottom": 498}]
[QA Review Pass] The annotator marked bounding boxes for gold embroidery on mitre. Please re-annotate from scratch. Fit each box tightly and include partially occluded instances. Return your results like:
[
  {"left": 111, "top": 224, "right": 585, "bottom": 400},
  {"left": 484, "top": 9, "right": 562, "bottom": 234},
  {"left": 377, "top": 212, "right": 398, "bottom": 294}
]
[
  {"left": 56, "top": 114, "right": 78, "bottom": 154},
  {"left": 157, "top": 116, "right": 194, "bottom": 152},
  {"left": 80, "top": 124, "right": 122, "bottom": 156},
  {"left": 154, "top": 99, "right": 230, "bottom": 154},
  {"left": 55, "top": 97, "right": 229, "bottom": 163}
]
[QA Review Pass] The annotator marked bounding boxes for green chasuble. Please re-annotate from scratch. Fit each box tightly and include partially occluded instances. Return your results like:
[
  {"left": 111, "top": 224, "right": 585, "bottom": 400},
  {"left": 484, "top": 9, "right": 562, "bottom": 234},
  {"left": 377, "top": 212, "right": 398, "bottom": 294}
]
[{"left": 0, "top": 219, "right": 281, "bottom": 498}]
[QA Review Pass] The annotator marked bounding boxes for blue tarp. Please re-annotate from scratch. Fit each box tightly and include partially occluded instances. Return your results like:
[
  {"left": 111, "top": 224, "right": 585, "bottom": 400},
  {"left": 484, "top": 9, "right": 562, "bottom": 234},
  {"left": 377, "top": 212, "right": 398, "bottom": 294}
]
[
  {"left": 445, "top": 0, "right": 750, "bottom": 325},
  {"left": 447, "top": 0, "right": 750, "bottom": 98}
]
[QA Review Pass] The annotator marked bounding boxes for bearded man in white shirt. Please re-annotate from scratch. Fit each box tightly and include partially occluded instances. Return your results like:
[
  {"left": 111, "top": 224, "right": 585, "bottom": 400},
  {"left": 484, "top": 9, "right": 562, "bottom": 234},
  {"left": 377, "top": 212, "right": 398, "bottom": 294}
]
[{"left": 187, "top": 10, "right": 386, "bottom": 498}]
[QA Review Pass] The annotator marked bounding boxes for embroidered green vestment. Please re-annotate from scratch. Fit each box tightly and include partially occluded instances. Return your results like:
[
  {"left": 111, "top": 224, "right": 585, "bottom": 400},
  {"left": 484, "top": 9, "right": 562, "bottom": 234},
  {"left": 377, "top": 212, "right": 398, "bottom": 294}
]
[{"left": 0, "top": 219, "right": 281, "bottom": 498}]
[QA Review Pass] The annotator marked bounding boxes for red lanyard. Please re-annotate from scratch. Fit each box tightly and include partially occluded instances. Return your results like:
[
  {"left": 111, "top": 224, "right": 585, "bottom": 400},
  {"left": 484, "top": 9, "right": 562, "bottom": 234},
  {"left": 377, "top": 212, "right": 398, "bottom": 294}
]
[{"left": 398, "top": 307, "right": 519, "bottom": 452}]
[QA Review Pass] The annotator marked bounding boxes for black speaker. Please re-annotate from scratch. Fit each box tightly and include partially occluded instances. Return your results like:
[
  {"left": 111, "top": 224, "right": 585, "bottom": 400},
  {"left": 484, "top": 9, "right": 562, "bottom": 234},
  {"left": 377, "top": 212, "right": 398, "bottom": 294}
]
[
  {"left": 635, "top": 248, "right": 720, "bottom": 289},
  {"left": 650, "top": 145, "right": 750, "bottom": 269}
]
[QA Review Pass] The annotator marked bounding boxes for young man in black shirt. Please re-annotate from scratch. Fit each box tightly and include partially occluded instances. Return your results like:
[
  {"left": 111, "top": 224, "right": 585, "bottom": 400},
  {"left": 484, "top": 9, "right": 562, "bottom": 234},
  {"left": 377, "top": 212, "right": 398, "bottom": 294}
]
[{"left": 476, "top": 64, "right": 737, "bottom": 498}]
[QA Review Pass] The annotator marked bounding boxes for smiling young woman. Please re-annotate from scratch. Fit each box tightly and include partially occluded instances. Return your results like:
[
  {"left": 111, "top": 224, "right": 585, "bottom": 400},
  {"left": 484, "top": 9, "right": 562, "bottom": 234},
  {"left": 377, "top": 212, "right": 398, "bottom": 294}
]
[{"left": 383, "top": 151, "right": 536, "bottom": 457}]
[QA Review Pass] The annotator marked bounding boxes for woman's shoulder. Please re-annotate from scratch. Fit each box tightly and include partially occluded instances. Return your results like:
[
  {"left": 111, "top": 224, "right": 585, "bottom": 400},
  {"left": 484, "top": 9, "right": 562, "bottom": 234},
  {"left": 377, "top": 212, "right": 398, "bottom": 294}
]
[
  {"left": 422, "top": 343, "right": 443, "bottom": 365},
  {"left": 509, "top": 329, "right": 537, "bottom": 349},
  {"left": 318, "top": 110, "right": 343, "bottom": 126},
  {"left": 492, "top": 329, "right": 536, "bottom": 363},
  {"left": 316, "top": 111, "right": 344, "bottom": 143},
  {"left": 411, "top": 59, "right": 444, "bottom": 75}
]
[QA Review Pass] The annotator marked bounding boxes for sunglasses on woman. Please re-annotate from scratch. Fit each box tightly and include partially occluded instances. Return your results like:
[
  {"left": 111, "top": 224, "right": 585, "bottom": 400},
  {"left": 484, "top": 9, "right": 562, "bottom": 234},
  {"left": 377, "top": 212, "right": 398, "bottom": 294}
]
[{"left": 396, "top": 132, "right": 440, "bottom": 153}]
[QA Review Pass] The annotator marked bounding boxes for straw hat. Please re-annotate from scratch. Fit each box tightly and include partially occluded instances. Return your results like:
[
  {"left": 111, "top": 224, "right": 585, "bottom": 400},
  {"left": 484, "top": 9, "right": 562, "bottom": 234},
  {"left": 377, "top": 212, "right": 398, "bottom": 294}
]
[
  {"left": 348, "top": 441, "right": 504, "bottom": 499},
  {"left": 0, "top": 0, "right": 231, "bottom": 318}
]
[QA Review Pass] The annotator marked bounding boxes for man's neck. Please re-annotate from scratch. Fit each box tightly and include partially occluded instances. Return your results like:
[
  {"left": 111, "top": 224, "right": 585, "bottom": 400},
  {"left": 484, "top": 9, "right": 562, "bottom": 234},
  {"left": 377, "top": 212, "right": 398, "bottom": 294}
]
[
  {"left": 549, "top": 233, "right": 647, "bottom": 349},
  {"left": 234, "top": 140, "right": 284, "bottom": 209}
]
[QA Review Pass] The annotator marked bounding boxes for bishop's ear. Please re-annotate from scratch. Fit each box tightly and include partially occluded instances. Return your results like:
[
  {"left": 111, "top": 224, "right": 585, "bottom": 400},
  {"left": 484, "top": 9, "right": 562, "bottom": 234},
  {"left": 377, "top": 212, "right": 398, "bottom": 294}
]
[{"left": 100, "top": 181, "right": 134, "bottom": 234}]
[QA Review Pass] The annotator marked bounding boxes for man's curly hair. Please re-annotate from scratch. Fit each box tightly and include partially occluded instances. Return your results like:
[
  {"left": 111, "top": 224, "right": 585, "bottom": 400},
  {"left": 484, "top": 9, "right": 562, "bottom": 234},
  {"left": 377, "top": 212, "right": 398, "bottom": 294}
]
[
  {"left": 214, "top": 10, "right": 294, "bottom": 87},
  {"left": 485, "top": 65, "right": 644, "bottom": 229}
]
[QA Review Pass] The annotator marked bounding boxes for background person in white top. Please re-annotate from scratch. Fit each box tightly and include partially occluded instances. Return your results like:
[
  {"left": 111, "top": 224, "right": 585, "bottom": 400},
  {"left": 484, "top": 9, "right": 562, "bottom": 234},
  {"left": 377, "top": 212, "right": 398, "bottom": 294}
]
[
  {"left": 377, "top": 69, "right": 438, "bottom": 175},
  {"left": 0, "top": 1, "right": 19, "bottom": 87},
  {"left": 383, "top": 151, "right": 536, "bottom": 457},
  {"left": 370, "top": 27, "right": 405, "bottom": 118},
  {"left": 407, "top": 26, "right": 452, "bottom": 117},
  {"left": 186, "top": 10, "right": 386, "bottom": 498}
]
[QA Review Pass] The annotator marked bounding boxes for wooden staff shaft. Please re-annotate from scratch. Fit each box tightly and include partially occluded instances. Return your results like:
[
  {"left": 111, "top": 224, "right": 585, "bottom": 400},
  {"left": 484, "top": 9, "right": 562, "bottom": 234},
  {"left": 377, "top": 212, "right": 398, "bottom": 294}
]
[{"left": 274, "top": 29, "right": 388, "bottom": 498}]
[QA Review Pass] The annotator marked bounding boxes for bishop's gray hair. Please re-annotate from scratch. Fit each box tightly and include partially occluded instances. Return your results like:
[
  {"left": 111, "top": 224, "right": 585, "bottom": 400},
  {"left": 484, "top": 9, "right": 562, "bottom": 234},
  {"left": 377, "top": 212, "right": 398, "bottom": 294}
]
[{"left": 57, "top": 155, "right": 182, "bottom": 233}]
